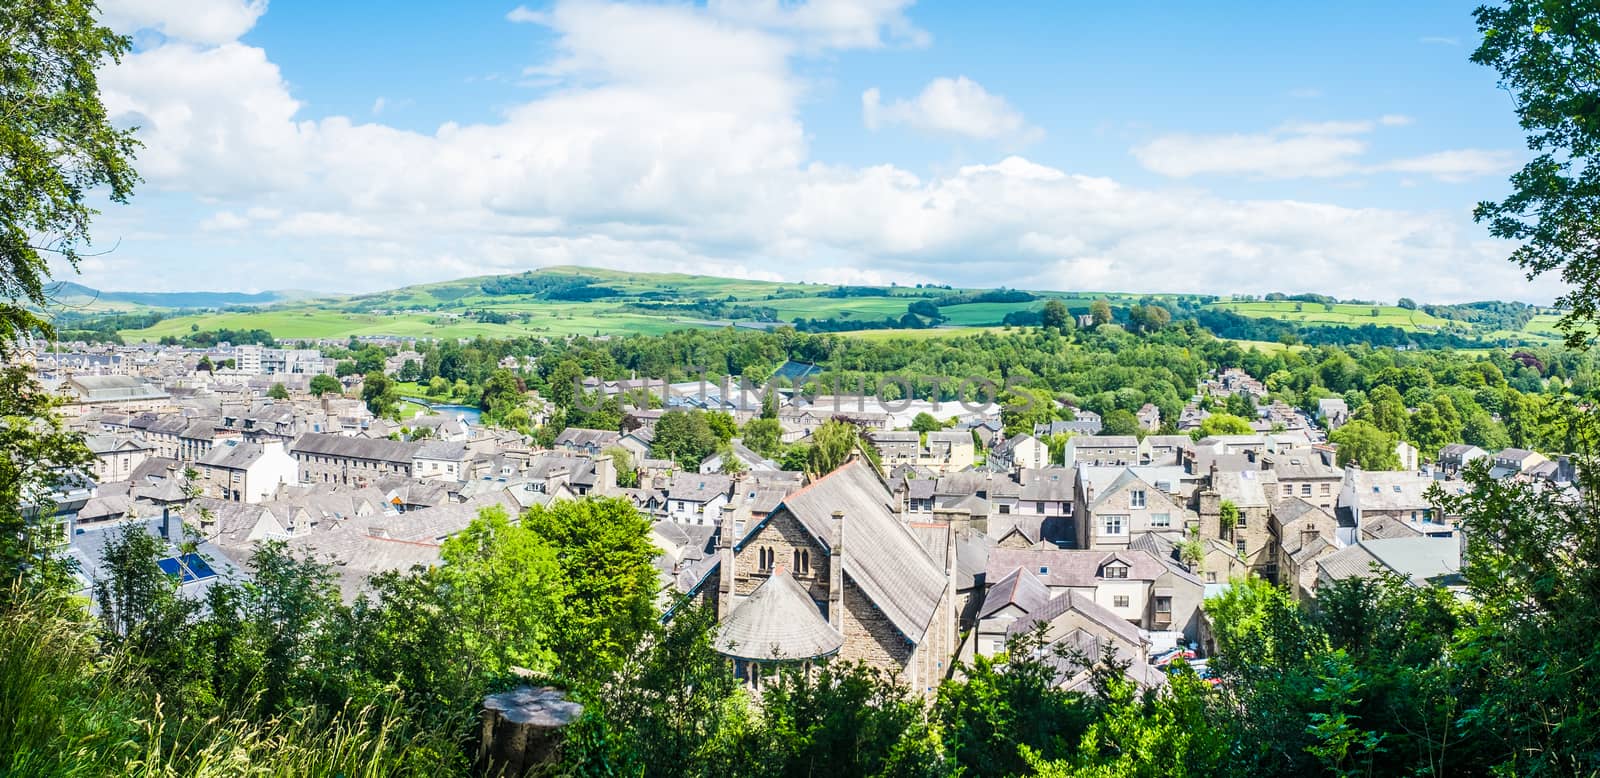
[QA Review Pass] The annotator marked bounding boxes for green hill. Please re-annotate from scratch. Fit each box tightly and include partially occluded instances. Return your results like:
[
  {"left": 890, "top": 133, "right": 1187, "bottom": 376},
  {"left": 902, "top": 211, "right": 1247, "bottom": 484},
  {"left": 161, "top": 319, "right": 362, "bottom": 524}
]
[{"left": 103, "top": 266, "right": 1563, "bottom": 347}]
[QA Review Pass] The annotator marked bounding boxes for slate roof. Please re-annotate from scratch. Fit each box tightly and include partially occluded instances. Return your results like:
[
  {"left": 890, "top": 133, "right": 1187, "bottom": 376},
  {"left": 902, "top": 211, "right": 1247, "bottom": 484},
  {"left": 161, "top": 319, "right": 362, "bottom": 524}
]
[
  {"left": 290, "top": 432, "right": 418, "bottom": 464},
  {"left": 979, "top": 566, "right": 1051, "bottom": 619},
  {"left": 986, "top": 547, "right": 1199, "bottom": 589},
  {"left": 68, "top": 375, "right": 168, "bottom": 403},
  {"left": 716, "top": 570, "right": 843, "bottom": 661},
  {"left": 197, "top": 440, "right": 267, "bottom": 470},
  {"left": 1006, "top": 589, "right": 1143, "bottom": 647},
  {"left": 770, "top": 459, "right": 947, "bottom": 644}
]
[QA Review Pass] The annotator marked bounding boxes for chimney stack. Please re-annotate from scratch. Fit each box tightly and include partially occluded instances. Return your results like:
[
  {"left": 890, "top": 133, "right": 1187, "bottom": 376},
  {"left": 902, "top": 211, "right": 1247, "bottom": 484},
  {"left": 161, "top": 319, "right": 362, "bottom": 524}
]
[
  {"left": 827, "top": 509, "right": 845, "bottom": 628},
  {"left": 717, "top": 503, "right": 735, "bottom": 619}
]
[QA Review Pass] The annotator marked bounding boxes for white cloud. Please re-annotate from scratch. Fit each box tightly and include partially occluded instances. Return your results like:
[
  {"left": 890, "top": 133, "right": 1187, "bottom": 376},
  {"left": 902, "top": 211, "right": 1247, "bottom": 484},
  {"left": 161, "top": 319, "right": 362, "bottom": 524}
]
[
  {"left": 1133, "top": 115, "right": 1510, "bottom": 183},
  {"left": 371, "top": 97, "right": 386, "bottom": 115},
  {"left": 1383, "top": 149, "right": 1520, "bottom": 182},
  {"left": 1420, "top": 36, "right": 1460, "bottom": 46},
  {"left": 99, "top": 0, "right": 268, "bottom": 45},
  {"left": 505, "top": 4, "right": 545, "bottom": 24},
  {"left": 83, "top": 0, "right": 1560, "bottom": 304},
  {"left": 707, "top": 0, "right": 928, "bottom": 49},
  {"left": 862, "top": 76, "right": 1039, "bottom": 143},
  {"left": 1133, "top": 131, "right": 1368, "bottom": 178},
  {"left": 199, "top": 210, "right": 249, "bottom": 231}
]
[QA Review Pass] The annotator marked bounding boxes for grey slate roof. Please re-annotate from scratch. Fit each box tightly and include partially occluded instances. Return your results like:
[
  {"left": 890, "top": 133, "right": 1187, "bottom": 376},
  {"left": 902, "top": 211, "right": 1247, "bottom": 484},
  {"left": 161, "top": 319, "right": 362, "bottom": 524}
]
[
  {"left": 773, "top": 459, "right": 947, "bottom": 644},
  {"left": 715, "top": 570, "right": 843, "bottom": 661},
  {"left": 198, "top": 440, "right": 266, "bottom": 470},
  {"left": 291, "top": 432, "right": 417, "bottom": 464},
  {"left": 1007, "top": 588, "right": 1143, "bottom": 647},
  {"left": 979, "top": 566, "right": 1051, "bottom": 619}
]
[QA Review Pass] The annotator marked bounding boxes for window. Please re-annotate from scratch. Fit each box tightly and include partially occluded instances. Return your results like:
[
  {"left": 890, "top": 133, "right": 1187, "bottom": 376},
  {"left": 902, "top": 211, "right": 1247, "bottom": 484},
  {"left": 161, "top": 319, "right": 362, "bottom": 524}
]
[
  {"left": 998, "top": 503, "right": 1010, "bottom": 514},
  {"left": 1235, "top": 538, "right": 1247, "bottom": 555},
  {"left": 1036, "top": 501, "right": 1046, "bottom": 514},
  {"left": 1113, "top": 595, "right": 1130, "bottom": 608},
  {"left": 1102, "top": 515, "right": 1126, "bottom": 536},
  {"left": 1151, "top": 513, "right": 1171, "bottom": 528},
  {"left": 1155, "top": 596, "right": 1172, "bottom": 614},
  {"left": 1103, "top": 564, "right": 1128, "bottom": 579},
  {"left": 800, "top": 549, "right": 810, "bottom": 574},
  {"left": 1130, "top": 490, "right": 1146, "bottom": 508},
  {"left": 1301, "top": 483, "right": 1312, "bottom": 496},
  {"left": 1281, "top": 484, "right": 1292, "bottom": 496},
  {"left": 793, "top": 549, "right": 801, "bottom": 572},
  {"left": 1321, "top": 483, "right": 1331, "bottom": 495},
  {"left": 1236, "top": 513, "right": 1247, "bottom": 528}
]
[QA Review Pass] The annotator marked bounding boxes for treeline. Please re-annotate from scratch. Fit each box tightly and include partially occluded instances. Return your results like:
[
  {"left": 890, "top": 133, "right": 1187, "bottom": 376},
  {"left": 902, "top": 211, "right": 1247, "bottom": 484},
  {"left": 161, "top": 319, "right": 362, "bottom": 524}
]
[{"left": 157, "top": 327, "right": 276, "bottom": 347}]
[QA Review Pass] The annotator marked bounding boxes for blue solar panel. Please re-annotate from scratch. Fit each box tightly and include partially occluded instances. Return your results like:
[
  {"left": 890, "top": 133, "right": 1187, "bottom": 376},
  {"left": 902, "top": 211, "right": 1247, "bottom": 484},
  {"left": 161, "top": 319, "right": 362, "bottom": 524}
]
[
  {"left": 156, "top": 557, "right": 185, "bottom": 580},
  {"left": 180, "top": 553, "right": 216, "bottom": 581}
]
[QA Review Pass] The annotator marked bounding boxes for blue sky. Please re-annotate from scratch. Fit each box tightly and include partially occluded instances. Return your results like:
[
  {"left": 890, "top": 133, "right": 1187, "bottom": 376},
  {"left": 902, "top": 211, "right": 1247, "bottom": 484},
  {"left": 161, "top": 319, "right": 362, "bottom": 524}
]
[{"left": 81, "top": 0, "right": 1557, "bottom": 303}]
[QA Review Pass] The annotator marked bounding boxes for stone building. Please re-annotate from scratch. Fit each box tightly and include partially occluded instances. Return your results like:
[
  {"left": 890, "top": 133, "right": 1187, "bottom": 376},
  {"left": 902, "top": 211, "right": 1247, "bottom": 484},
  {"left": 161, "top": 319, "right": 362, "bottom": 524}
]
[
  {"left": 695, "top": 459, "right": 959, "bottom": 696},
  {"left": 290, "top": 432, "right": 418, "bottom": 487}
]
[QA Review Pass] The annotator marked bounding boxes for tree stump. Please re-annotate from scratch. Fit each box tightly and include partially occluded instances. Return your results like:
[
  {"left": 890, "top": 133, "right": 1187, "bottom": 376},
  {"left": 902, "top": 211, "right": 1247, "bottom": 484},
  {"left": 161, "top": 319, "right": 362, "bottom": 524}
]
[{"left": 477, "top": 686, "right": 584, "bottom": 777}]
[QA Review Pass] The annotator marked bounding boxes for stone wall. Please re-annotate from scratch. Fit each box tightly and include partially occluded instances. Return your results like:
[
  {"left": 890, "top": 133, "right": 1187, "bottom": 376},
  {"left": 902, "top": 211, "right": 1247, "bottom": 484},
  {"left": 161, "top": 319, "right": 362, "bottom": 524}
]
[{"left": 732, "top": 510, "right": 830, "bottom": 604}]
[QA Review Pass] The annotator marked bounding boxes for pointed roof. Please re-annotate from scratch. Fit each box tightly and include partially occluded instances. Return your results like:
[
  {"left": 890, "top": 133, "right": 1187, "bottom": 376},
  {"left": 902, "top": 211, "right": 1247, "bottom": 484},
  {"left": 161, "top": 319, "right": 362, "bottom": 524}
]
[
  {"left": 715, "top": 570, "right": 842, "bottom": 661},
  {"left": 757, "top": 459, "right": 947, "bottom": 644},
  {"left": 978, "top": 566, "right": 1051, "bottom": 620}
]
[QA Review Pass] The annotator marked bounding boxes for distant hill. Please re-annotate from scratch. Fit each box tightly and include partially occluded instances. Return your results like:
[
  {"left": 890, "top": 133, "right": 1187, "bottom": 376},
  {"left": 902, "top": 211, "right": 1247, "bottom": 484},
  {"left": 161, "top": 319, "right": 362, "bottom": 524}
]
[
  {"left": 49, "top": 281, "right": 303, "bottom": 309},
  {"left": 98, "top": 265, "right": 1564, "bottom": 349}
]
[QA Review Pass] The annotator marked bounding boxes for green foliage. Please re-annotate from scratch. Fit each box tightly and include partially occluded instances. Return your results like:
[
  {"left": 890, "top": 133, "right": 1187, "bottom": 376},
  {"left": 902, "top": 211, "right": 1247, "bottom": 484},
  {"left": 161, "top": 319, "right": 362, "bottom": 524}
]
[
  {"left": 518, "top": 497, "right": 660, "bottom": 684},
  {"left": 1472, "top": 0, "right": 1600, "bottom": 348},
  {"left": 1196, "top": 412, "right": 1253, "bottom": 438},
  {"left": 1001, "top": 386, "right": 1055, "bottom": 437},
  {"left": 361, "top": 370, "right": 398, "bottom": 418},
  {"left": 807, "top": 419, "right": 861, "bottom": 476},
  {"left": 0, "top": 368, "right": 91, "bottom": 600},
  {"left": 1042, "top": 298, "right": 1072, "bottom": 333},
  {"left": 308, "top": 373, "right": 342, "bottom": 397},
  {"left": 267, "top": 382, "right": 290, "bottom": 400},
  {"left": 742, "top": 417, "right": 783, "bottom": 458},
  {"left": 0, "top": 0, "right": 139, "bottom": 356},
  {"left": 1329, "top": 420, "right": 1401, "bottom": 470},
  {"left": 911, "top": 411, "right": 943, "bottom": 433},
  {"left": 654, "top": 409, "right": 722, "bottom": 470}
]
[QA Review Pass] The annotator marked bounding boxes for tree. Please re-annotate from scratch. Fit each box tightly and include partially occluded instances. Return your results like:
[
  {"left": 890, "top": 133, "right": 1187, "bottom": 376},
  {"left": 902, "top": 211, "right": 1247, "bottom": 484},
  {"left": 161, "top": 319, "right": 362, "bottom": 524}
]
[
  {"left": 1101, "top": 408, "right": 1140, "bottom": 436},
  {"left": 653, "top": 410, "right": 719, "bottom": 470},
  {"left": 0, "top": 0, "right": 139, "bottom": 358},
  {"left": 1329, "top": 420, "right": 1401, "bottom": 470},
  {"left": 517, "top": 497, "right": 658, "bottom": 681},
  {"left": 1090, "top": 299, "right": 1113, "bottom": 326},
  {"left": 0, "top": 368, "right": 92, "bottom": 599},
  {"left": 808, "top": 419, "right": 860, "bottom": 476},
  {"left": 397, "top": 359, "right": 421, "bottom": 382},
  {"left": 361, "top": 371, "right": 398, "bottom": 418},
  {"left": 1472, "top": 1, "right": 1600, "bottom": 347},
  {"left": 1041, "top": 299, "right": 1071, "bottom": 333},
  {"left": 479, "top": 368, "right": 524, "bottom": 422},
  {"left": 267, "top": 383, "right": 290, "bottom": 400},
  {"left": 1001, "top": 386, "right": 1055, "bottom": 437},
  {"left": 426, "top": 376, "right": 450, "bottom": 397},
  {"left": 1397, "top": 297, "right": 1417, "bottom": 310},
  {"left": 1224, "top": 392, "right": 1257, "bottom": 419},
  {"left": 911, "top": 412, "right": 943, "bottom": 433},
  {"left": 197, "top": 355, "right": 214, "bottom": 373},
  {"left": 309, "top": 373, "right": 342, "bottom": 398},
  {"left": 1359, "top": 384, "right": 1408, "bottom": 438},
  {"left": 705, "top": 411, "right": 737, "bottom": 442},
  {"left": 742, "top": 417, "right": 783, "bottom": 458},
  {"left": 1196, "top": 412, "right": 1253, "bottom": 438}
]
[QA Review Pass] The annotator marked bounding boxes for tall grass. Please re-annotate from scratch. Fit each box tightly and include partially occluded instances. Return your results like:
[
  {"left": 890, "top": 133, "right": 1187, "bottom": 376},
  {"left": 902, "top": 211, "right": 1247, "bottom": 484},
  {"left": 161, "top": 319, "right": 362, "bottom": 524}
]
[{"left": 0, "top": 593, "right": 467, "bottom": 777}]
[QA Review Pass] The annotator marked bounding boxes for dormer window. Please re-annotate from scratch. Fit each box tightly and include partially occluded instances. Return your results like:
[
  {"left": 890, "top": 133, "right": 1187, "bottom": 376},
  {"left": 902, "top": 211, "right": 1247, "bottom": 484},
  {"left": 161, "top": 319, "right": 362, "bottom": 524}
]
[{"left": 1103, "top": 563, "right": 1129, "bottom": 579}]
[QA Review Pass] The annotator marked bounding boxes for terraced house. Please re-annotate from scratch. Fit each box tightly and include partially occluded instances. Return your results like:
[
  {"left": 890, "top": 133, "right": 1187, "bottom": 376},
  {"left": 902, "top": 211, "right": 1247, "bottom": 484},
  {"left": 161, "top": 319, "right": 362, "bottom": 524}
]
[{"left": 290, "top": 432, "right": 418, "bottom": 487}]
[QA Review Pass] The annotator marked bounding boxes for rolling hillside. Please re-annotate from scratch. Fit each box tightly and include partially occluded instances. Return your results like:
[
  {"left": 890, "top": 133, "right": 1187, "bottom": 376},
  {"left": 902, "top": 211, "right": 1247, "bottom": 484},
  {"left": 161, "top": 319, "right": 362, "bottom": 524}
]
[{"left": 98, "top": 266, "right": 1563, "bottom": 347}]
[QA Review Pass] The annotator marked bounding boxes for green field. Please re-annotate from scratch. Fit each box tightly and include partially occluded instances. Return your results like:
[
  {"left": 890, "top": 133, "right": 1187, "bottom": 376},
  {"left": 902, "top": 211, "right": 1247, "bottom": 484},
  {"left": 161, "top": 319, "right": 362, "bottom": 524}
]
[
  {"left": 1206, "top": 301, "right": 1450, "bottom": 331},
  {"left": 843, "top": 326, "right": 1007, "bottom": 342},
  {"left": 100, "top": 265, "right": 1567, "bottom": 349}
]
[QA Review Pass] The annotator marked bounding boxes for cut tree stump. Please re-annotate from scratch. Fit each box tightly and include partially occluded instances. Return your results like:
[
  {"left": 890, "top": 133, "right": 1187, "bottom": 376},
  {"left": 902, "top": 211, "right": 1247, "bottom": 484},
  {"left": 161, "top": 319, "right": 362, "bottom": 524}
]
[{"left": 477, "top": 686, "right": 584, "bottom": 776}]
